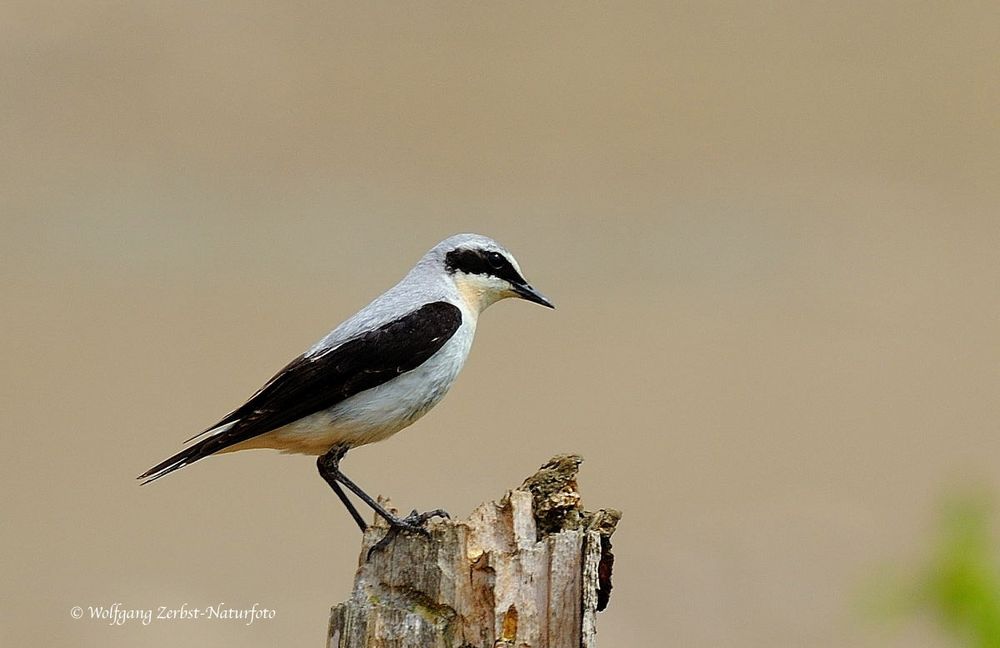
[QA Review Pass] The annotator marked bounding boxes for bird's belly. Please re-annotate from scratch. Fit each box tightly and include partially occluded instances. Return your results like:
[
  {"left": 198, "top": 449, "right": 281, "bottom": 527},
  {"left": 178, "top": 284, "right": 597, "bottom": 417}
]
[{"left": 230, "top": 323, "right": 475, "bottom": 455}]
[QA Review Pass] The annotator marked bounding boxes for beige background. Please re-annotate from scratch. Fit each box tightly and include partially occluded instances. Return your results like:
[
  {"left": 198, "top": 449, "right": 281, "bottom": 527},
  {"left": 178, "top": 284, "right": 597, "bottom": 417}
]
[{"left": 2, "top": 2, "right": 998, "bottom": 646}]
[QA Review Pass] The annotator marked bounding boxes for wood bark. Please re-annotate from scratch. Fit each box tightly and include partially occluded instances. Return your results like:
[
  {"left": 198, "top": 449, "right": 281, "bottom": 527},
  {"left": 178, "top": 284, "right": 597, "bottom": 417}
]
[{"left": 327, "top": 454, "right": 621, "bottom": 648}]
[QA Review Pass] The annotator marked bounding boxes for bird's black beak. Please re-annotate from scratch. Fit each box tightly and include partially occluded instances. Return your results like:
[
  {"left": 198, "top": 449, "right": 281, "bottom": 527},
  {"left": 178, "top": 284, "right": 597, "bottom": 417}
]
[{"left": 512, "top": 282, "right": 555, "bottom": 309}]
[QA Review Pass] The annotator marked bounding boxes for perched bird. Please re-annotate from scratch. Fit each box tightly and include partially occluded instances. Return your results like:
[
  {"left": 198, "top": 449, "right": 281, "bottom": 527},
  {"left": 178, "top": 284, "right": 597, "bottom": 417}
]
[{"left": 139, "top": 233, "right": 553, "bottom": 550}]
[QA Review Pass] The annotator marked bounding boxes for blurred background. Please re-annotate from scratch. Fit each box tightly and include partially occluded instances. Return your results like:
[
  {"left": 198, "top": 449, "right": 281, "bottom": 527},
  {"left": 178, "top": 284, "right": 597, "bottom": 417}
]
[{"left": 2, "top": 2, "right": 998, "bottom": 646}]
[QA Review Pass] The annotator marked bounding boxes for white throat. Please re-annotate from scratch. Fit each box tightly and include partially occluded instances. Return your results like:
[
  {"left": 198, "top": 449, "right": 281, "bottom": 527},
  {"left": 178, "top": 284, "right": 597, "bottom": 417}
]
[{"left": 452, "top": 273, "right": 508, "bottom": 316}]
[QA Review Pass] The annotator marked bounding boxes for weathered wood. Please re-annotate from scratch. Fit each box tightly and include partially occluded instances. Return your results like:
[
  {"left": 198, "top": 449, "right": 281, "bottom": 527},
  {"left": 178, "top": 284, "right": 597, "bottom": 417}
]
[{"left": 328, "top": 455, "right": 621, "bottom": 648}]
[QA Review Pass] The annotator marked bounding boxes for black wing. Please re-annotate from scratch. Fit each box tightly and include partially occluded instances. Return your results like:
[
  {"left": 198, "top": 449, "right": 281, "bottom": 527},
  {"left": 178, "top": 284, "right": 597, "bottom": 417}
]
[{"left": 139, "top": 301, "right": 462, "bottom": 483}]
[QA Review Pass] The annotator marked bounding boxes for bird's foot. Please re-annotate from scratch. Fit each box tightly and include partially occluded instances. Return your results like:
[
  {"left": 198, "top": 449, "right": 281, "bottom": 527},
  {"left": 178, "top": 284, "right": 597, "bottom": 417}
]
[{"left": 367, "top": 508, "right": 449, "bottom": 559}]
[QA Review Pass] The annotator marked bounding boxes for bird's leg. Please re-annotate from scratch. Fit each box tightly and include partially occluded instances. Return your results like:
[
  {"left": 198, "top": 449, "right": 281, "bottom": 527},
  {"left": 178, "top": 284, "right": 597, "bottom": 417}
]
[
  {"left": 316, "top": 445, "right": 368, "bottom": 532},
  {"left": 317, "top": 445, "right": 408, "bottom": 527},
  {"left": 331, "top": 466, "right": 450, "bottom": 531},
  {"left": 316, "top": 444, "right": 449, "bottom": 558}
]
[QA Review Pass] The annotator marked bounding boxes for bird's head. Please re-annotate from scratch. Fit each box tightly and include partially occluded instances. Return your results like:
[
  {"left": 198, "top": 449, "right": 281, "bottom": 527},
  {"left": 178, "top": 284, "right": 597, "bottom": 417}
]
[{"left": 430, "top": 234, "right": 554, "bottom": 314}]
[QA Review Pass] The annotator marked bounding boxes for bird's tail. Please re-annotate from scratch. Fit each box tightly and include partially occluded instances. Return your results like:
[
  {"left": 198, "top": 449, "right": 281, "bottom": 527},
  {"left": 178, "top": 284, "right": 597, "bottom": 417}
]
[
  {"left": 137, "top": 443, "right": 206, "bottom": 485},
  {"left": 138, "top": 420, "right": 241, "bottom": 484},
  {"left": 137, "top": 424, "right": 235, "bottom": 484}
]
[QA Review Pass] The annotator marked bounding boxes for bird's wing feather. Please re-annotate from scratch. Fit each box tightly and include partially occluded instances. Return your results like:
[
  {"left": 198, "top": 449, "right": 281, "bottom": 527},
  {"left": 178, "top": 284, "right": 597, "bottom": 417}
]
[{"left": 139, "top": 301, "right": 463, "bottom": 482}]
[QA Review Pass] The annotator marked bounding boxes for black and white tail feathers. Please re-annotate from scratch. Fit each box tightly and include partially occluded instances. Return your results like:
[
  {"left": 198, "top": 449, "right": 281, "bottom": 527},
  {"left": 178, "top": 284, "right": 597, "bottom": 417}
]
[{"left": 137, "top": 422, "right": 237, "bottom": 484}]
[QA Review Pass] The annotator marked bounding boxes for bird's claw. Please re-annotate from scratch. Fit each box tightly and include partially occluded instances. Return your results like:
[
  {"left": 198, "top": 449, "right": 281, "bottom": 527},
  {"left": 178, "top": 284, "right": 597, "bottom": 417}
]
[
  {"left": 366, "top": 508, "right": 450, "bottom": 559},
  {"left": 408, "top": 508, "right": 449, "bottom": 525}
]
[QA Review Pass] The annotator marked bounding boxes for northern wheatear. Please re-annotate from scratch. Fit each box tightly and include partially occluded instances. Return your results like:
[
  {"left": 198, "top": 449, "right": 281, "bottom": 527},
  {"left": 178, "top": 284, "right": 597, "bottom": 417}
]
[{"left": 139, "top": 233, "right": 553, "bottom": 550}]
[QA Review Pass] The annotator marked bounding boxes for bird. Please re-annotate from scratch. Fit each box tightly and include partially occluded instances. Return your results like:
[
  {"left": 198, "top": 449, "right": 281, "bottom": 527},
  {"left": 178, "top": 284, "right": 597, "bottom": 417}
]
[{"left": 139, "top": 233, "right": 553, "bottom": 551}]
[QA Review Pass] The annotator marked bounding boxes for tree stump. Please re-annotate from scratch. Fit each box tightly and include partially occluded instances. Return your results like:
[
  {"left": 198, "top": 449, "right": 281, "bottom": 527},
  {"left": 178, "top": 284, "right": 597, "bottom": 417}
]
[{"left": 327, "top": 454, "right": 621, "bottom": 648}]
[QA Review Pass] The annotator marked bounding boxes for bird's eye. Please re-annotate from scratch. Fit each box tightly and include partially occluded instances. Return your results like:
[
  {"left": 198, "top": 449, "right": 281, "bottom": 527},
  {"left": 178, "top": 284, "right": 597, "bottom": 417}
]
[{"left": 486, "top": 251, "right": 505, "bottom": 269}]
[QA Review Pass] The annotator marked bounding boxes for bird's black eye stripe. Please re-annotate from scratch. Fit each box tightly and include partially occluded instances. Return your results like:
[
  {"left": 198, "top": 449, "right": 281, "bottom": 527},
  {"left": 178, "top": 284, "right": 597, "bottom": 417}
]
[{"left": 445, "top": 247, "right": 526, "bottom": 286}]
